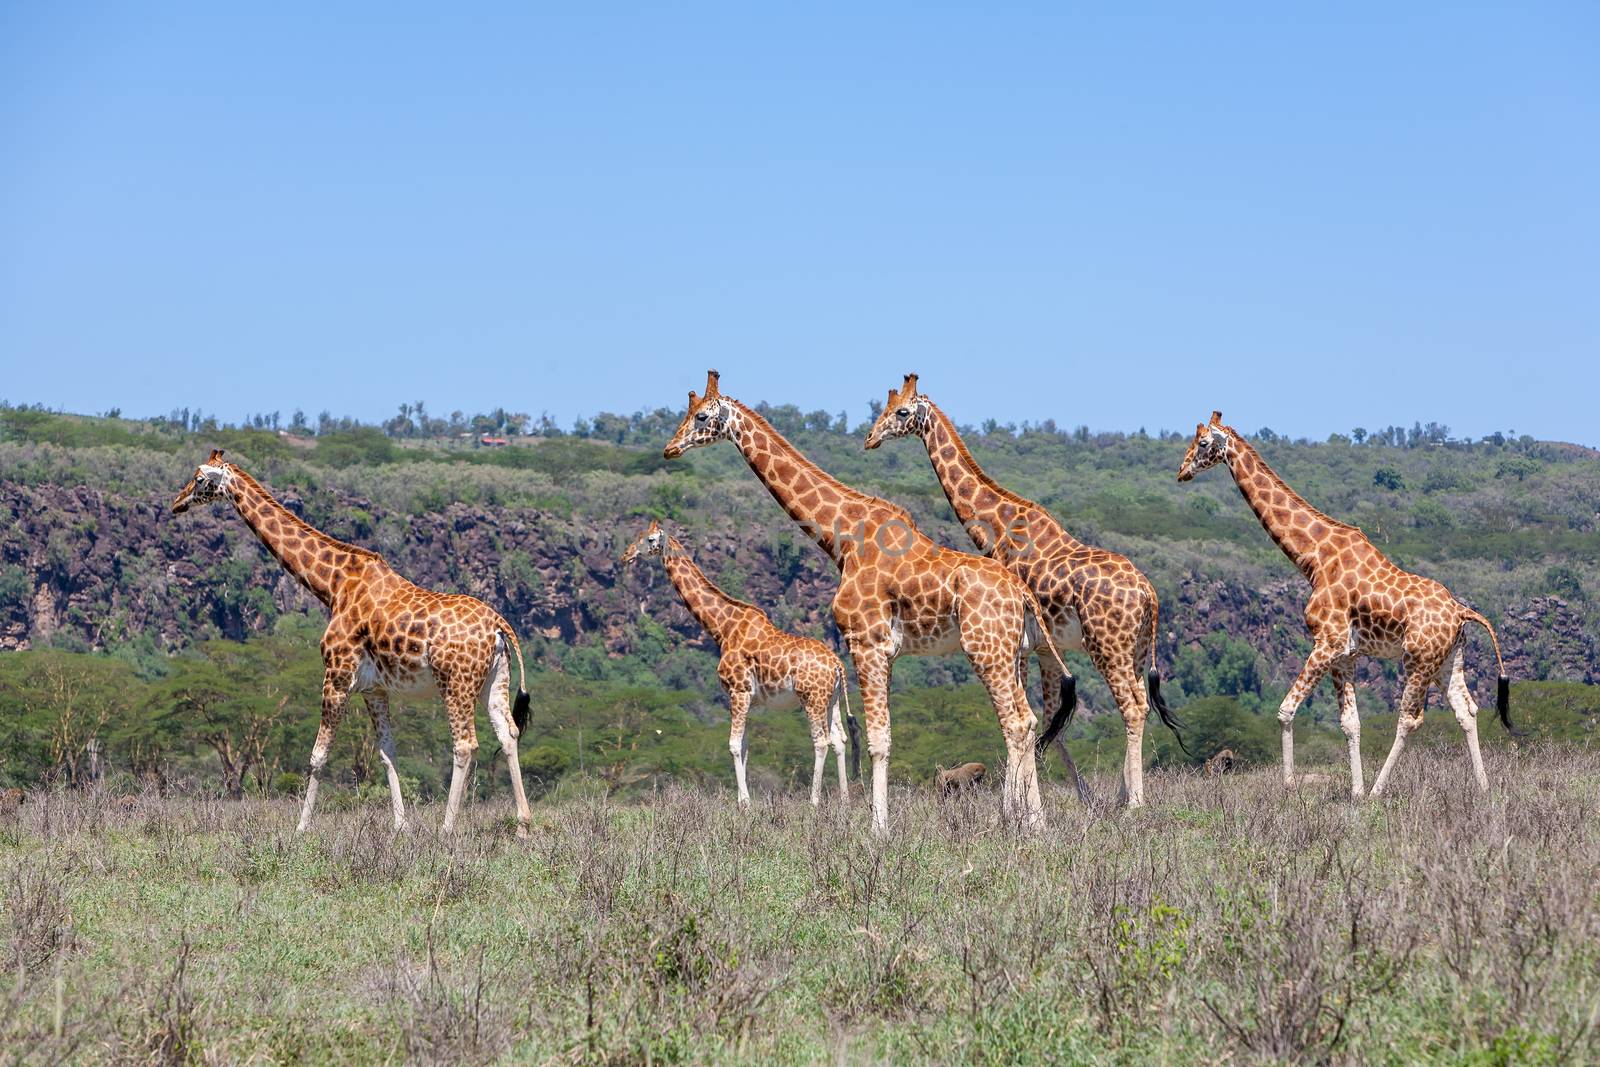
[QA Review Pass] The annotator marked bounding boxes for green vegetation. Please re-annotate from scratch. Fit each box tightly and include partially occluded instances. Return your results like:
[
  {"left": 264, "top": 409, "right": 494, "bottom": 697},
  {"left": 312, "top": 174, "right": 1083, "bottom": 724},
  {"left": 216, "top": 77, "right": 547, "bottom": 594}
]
[
  {"left": 0, "top": 635, "right": 1593, "bottom": 799},
  {"left": 3, "top": 753, "right": 1597, "bottom": 1063}
]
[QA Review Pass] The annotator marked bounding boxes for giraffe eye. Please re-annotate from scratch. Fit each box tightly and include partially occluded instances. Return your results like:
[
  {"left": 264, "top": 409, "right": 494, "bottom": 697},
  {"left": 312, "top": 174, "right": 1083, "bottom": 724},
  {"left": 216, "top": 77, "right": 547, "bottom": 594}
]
[
  {"left": 695, "top": 412, "right": 708, "bottom": 422},
  {"left": 896, "top": 408, "right": 909, "bottom": 418}
]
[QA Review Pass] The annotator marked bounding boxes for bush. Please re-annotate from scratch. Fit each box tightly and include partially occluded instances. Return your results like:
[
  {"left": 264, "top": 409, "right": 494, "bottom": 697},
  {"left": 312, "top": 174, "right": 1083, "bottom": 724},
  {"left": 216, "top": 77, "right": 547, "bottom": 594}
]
[{"left": 1373, "top": 467, "right": 1405, "bottom": 491}]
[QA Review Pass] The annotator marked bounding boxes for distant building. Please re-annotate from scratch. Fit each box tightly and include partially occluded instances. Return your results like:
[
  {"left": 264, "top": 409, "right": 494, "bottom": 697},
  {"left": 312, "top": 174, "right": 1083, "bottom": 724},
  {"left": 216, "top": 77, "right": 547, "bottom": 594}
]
[{"left": 479, "top": 435, "right": 509, "bottom": 447}]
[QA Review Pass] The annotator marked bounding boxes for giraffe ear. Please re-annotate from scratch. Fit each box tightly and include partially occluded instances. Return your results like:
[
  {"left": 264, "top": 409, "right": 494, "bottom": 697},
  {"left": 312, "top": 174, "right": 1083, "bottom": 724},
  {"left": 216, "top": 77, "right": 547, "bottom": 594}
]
[
  {"left": 704, "top": 369, "right": 721, "bottom": 398},
  {"left": 1209, "top": 411, "right": 1224, "bottom": 426},
  {"left": 207, "top": 448, "right": 225, "bottom": 464}
]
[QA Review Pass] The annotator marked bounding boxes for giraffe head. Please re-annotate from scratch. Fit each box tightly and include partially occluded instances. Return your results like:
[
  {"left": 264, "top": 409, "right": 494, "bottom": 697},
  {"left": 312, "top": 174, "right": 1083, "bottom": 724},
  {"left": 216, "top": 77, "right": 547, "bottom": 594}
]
[
  {"left": 1177, "top": 411, "right": 1235, "bottom": 482},
  {"left": 171, "top": 449, "right": 235, "bottom": 513},
  {"left": 863, "top": 373, "right": 930, "bottom": 450},
  {"left": 663, "top": 370, "right": 737, "bottom": 458},
  {"left": 620, "top": 519, "right": 667, "bottom": 565}
]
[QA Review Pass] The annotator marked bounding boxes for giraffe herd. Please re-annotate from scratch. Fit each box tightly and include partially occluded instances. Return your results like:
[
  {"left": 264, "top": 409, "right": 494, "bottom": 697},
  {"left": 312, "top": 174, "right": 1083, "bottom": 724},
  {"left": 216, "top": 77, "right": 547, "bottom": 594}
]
[{"left": 171, "top": 375, "right": 1518, "bottom": 837}]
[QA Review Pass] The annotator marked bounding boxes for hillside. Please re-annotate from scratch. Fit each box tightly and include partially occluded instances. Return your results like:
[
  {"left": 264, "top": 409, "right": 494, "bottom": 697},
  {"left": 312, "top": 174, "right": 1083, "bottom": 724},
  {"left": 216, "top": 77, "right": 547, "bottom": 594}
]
[{"left": 2, "top": 402, "right": 1598, "bottom": 792}]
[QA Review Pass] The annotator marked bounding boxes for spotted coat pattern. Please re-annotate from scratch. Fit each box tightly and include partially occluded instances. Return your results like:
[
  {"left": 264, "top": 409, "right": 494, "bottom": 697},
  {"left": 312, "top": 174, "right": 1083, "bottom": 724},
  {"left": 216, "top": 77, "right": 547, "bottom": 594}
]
[
  {"left": 865, "top": 373, "right": 1175, "bottom": 806},
  {"left": 622, "top": 520, "right": 855, "bottom": 808},
  {"left": 1177, "top": 413, "right": 1511, "bottom": 796},
  {"left": 663, "top": 371, "right": 1071, "bottom": 834},
  {"left": 172, "top": 450, "right": 534, "bottom": 835}
]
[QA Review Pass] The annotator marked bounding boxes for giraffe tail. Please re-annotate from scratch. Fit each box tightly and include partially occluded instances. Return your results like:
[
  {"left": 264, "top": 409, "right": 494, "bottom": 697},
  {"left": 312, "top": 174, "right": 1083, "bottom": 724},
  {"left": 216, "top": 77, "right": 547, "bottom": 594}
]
[
  {"left": 837, "top": 664, "right": 861, "bottom": 781},
  {"left": 1026, "top": 589, "right": 1078, "bottom": 757},
  {"left": 1460, "top": 607, "right": 1520, "bottom": 736},
  {"left": 498, "top": 623, "right": 531, "bottom": 734},
  {"left": 1144, "top": 592, "right": 1191, "bottom": 756}
]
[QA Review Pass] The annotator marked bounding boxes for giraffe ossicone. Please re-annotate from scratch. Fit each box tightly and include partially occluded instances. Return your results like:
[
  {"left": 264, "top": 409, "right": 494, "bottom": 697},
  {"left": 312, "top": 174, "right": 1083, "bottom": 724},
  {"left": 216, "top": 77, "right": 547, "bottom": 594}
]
[
  {"left": 663, "top": 370, "right": 1072, "bottom": 835},
  {"left": 172, "top": 451, "right": 536, "bottom": 837},
  {"left": 621, "top": 519, "right": 858, "bottom": 808},
  {"left": 1177, "top": 414, "right": 1517, "bottom": 797},
  {"left": 865, "top": 373, "right": 1188, "bottom": 808}
]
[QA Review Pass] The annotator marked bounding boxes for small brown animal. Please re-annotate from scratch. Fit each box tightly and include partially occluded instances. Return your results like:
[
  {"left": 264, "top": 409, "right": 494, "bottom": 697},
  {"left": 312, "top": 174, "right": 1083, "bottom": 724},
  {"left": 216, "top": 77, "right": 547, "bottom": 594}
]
[
  {"left": 1203, "top": 749, "right": 1236, "bottom": 777},
  {"left": 935, "top": 762, "right": 986, "bottom": 796},
  {"left": 0, "top": 787, "right": 22, "bottom": 813}
]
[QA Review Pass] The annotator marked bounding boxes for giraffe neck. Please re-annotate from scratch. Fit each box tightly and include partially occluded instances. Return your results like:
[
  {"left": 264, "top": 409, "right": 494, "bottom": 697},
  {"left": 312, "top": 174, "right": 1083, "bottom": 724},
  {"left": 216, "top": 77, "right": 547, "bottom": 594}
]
[
  {"left": 921, "top": 404, "right": 1083, "bottom": 551},
  {"left": 724, "top": 399, "right": 911, "bottom": 569},
  {"left": 1224, "top": 435, "right": 1339, "bottom": 578},
  {"left": 223, "top": 467, "right": 374, "bottom": 607},
  {"left": 661, "top": 537, "right": 759, "bottom": 643}
]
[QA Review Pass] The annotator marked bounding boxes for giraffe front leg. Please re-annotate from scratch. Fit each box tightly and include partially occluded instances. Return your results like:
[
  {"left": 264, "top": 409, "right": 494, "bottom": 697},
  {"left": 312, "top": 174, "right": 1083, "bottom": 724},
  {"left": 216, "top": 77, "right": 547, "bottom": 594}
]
[
  {"left": 850, "top": 644, "right": 893, "bottom": 837},
  {"left": 1278, "top": 641, "right": 1341, "bottom": 786},
  {"left": 366, "top": 692, "right": 408, "bottom": 830},
  {"left": 440, "top": 684, "right": 480, "bottom": 834},
  {"left": 1370, "top": 667, "right": 1432, "bottom": 797},
  {"left": 298, "top": 655, "right": 356, "bottom": 833},
  {"left": 728, "top": 689, "right": 752, "bottom": 810},
  {"left": 1330, "top": 659, "right": 1364, "bottom": 798}
]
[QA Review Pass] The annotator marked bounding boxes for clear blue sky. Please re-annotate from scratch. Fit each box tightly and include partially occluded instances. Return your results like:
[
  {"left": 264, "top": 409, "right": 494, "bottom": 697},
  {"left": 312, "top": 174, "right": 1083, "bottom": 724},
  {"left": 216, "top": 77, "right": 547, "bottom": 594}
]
[{"left": 3, "top": 3, "right": 1597, "bottom": 443}]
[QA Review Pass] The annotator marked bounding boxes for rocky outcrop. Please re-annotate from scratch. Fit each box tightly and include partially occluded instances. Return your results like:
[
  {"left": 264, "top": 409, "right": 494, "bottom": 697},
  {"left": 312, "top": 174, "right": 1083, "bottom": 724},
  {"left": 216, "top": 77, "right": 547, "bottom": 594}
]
[{"left": 2, "top": 479, "right": 1594, "bottom": 692}]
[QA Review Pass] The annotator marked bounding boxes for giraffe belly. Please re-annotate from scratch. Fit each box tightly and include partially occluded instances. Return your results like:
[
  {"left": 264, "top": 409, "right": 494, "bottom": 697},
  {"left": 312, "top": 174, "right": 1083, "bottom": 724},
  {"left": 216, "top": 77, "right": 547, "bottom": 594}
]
[
  {"left": 754, "top": 685, "right": 802, "bottom": 712},
  {"left": 355, "top": 652, "right": 437, "bottom": 696},
  {"left": 1051, "top": 614, "right": 1085, "bottom": 653},
  {"left": 898, "top": 621, "right": 963, "bottom": 657}
]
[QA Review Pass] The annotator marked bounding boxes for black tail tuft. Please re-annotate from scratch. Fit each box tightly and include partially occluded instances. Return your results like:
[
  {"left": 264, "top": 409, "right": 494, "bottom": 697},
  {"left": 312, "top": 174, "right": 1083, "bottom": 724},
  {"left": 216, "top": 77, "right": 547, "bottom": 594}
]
[
  {"left": 512, "top": 688, "right": 531, "bottom": 734},
  {"left": 845, "top": 713, "right": 862, "bottom": 780},
  {"left": 1496, "top": 675, "right": 1524, "bottom": 736},
  {"left": 1036, "top": 676, "right": 1078, "bottom": 757},
  {"left": 1148, "top": 670, "right": 1192, "bottom": 758}
]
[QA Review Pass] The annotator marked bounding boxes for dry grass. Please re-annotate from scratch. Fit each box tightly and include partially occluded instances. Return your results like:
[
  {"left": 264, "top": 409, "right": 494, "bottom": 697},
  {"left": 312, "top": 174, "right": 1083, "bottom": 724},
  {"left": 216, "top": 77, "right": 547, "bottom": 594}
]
[{"left": 1, "top": 746, "right": 1597, "bottom": 1064}]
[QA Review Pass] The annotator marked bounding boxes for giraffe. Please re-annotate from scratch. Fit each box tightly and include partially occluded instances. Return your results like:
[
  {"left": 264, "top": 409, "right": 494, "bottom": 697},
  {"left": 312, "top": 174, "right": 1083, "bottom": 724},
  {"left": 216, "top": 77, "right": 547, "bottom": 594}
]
[
  {"left": 1177, "top": 413, "right": 1516, "bottom": 796},
  {"left": 662, "top": 371, "right": 1074, "bottom": 833},
  {"left": 620, "top": 520, "right": 859, "bottom": 807},
  {"left": 864, "top": 374, "right": 1189, "bottom": 807},
  {"left": 171, "top": 450, "right": 535, "bottom": 836}
]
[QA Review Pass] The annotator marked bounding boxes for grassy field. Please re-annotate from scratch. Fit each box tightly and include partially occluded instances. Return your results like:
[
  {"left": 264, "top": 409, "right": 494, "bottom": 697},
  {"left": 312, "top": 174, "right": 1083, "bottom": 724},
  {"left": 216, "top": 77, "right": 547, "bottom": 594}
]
[{"left": 3, "top": 748, "right": 1598, "bottom": 1065}]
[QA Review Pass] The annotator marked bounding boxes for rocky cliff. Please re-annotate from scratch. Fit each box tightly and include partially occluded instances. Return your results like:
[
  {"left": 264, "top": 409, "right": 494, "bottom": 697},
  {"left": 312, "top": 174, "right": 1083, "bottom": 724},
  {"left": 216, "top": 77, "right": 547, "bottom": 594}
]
[{"left": 4, "top": 479, "right": 1592, "bottom": 698}]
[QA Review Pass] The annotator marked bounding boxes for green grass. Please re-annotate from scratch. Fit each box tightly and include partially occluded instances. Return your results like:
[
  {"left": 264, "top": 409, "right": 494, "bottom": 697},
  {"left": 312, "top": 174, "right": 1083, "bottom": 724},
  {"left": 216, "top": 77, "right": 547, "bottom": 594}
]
[{"left": 3, "top": 748, "right": 1597, "bottom": 1064}]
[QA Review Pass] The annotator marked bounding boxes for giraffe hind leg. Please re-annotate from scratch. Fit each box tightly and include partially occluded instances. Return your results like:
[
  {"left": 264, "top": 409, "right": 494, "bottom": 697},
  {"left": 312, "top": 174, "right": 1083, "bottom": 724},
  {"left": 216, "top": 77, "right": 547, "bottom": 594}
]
[
  {"left": 1370, "top": 667, "right": 1433, "bottom": 797},
  {"left": 440, "top": 680, "right": 481, "bottom": 834},
  {"left": 483, "top": 646, "right": 532, "bottom": 838},
  {"left": 366, "top": 692, "right": 408, "bottom": 830},
  {"left": 1037, "top": 655, "right": 1091, "bottom": 806},
  {"left": 1440, "top": 642, "right": 1489, "bottom": 794}
]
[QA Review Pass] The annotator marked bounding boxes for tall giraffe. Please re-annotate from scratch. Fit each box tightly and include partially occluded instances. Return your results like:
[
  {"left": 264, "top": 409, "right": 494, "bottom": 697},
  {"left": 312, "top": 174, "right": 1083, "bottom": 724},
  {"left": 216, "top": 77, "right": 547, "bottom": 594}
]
[
  {"left": 621, "top": 520, "right": 859, "bottom": 807},
  {"left": 172, "top": 450, "right": 535, "bottom": 836},
  {"left": 1177, "top": 413, "right": 1515, "bottom": 796},
  {"left": 663, "top": 371, "right": 1073, "bottom": 833},
  {"left": 864, "top": 374, "right": 1187, "bottom": 807}
]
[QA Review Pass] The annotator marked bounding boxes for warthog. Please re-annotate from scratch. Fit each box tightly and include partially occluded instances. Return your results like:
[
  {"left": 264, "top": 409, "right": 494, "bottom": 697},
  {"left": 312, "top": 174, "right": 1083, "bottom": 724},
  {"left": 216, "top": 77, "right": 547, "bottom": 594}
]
[{"left": 935, "top": 762, "right": 986, "bottom": 796}]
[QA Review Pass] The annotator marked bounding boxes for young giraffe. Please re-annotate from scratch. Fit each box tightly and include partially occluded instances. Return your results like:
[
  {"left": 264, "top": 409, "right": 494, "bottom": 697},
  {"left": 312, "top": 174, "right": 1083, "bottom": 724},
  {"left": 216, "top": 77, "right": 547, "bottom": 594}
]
[
  {"left": 1177, "top": 413, "right": 1516, "bottom": 796},
  {"left": 864, "top": 374, "right": 1188, "bottom": 807},
  {"left": 172, "top": 450, "right": 535, "bottom": 836},
  {"left": 620, "top": 520, "right": 859, "bottom": 807},
  {"left": 663, "top": 371, "right": 1074, "bottom": 833}
]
